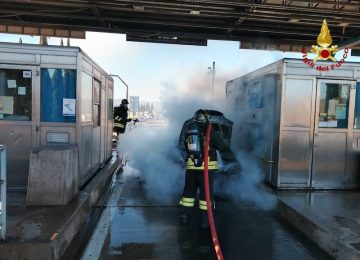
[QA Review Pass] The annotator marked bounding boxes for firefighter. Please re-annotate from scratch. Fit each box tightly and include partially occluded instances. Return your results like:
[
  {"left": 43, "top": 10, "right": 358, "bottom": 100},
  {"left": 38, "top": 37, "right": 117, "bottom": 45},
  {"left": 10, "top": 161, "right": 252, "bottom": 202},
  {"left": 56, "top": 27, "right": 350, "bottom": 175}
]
[
  {"left": 179, "top": 109, "right": 227, "bottom": 228},
  {"left": 113, "top": 99, "right": 132, "bottom": 136}
]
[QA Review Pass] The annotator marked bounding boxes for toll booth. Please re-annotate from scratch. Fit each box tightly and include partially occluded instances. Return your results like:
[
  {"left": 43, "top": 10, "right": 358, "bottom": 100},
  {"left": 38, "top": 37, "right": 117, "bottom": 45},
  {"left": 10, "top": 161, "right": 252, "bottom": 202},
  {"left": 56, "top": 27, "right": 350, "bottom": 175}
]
[
  {"left": 0, "top": 42, "right": 114, "bottom": 203},
  {"left": 226, "top": 58, "right": 360, "bottom": 189}
]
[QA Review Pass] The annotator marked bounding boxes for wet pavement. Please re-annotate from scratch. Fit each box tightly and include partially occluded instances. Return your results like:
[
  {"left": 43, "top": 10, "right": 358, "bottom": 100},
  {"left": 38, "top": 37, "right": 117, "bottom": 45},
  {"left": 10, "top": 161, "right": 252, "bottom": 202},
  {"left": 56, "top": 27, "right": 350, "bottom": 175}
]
[
  {"left": 80, "top": 168, "right": 331, "bottom": 260},
  {"left": 278, "top": 191, "right": 360, "bottom": 259}
]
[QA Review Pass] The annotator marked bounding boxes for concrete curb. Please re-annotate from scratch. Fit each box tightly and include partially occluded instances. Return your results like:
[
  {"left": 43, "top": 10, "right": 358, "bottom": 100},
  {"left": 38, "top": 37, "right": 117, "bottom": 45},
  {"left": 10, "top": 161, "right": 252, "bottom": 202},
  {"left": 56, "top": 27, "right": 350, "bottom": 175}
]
[
  {"left": 277, "top": 199, "right": 360, "bottom": 260},
  {"left": 51, "top": 156, "right": 122, "bottom": 259}
]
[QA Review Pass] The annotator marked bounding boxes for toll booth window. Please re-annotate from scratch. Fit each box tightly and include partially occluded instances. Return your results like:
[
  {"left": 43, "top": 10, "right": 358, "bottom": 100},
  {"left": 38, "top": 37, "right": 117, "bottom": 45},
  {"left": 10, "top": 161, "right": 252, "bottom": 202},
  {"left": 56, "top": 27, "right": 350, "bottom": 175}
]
[
  {"left": 40, "top": 68, "right": 76, "bottom": 122},
  {"left": 93, "top": 79, "right": 101, "bottom": 126},
  {"left": 318, "top": 83, "right": 350, "bottom": 128},
  {"left": 354, "top": 83, "right": 360, "bottom": 129},
  {"left": 0, "top": 69, "right": 32, "bottom": 121}
]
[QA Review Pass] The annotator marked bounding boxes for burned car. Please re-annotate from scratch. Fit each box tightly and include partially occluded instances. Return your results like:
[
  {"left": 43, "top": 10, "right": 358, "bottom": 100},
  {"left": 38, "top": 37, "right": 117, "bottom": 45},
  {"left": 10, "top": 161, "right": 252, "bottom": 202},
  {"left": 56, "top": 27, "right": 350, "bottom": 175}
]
[{"left": 178, "top": 109, "right": 240, "bottom": 175}]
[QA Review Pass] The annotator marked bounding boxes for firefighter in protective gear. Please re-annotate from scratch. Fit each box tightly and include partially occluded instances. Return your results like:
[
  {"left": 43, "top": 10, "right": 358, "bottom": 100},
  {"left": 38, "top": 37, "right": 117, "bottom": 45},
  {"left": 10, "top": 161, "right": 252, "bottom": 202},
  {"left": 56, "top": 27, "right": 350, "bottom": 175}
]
[
  {"left": 113, "top": 99, "right": 132, "bottom": 136},
  {"left": 179, "top": 109, "right": 227, "bottom": 228}
]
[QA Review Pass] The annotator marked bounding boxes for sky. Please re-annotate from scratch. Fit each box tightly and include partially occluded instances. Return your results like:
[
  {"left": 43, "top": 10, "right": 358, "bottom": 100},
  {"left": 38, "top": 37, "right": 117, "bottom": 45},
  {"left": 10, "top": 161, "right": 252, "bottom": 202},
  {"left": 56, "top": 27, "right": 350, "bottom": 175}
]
[{"left": 1, "top": 32, "right": 359, "bottom": 104}]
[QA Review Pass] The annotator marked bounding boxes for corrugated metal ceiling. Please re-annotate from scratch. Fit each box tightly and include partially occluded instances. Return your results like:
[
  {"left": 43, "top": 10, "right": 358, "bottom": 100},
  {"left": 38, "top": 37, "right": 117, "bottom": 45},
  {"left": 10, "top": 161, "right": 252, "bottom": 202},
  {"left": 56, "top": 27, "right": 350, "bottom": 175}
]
[{"left": 0, "top": 0, "right": 359, "bottom": 50}]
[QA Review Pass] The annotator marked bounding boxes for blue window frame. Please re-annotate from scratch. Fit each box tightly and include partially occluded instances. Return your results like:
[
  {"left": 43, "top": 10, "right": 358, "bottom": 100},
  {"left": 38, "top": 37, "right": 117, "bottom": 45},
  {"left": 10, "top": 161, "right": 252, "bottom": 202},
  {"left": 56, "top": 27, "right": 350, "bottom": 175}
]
[{"left": 40, "top": 68, "right": 76, "bottom": 122}]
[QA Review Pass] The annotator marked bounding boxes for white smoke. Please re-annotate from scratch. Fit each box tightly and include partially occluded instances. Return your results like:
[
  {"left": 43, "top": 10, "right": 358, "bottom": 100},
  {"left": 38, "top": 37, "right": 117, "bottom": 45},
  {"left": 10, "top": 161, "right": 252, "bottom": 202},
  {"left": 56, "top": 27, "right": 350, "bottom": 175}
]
[
  {"left": 118, "top": 80, "right": 221, "bottom": 204},
  {"left": 118, "top": 124, "right": 184, "bottom": 204},
  {"left": 118, "top": 68, "right": 277, "bottom": 210},
  {"left": 216, "top": 150, "right": 277, "bottom": 211},
  {"left": 222, "top": 77, "right": 277, "bottom": 210}
]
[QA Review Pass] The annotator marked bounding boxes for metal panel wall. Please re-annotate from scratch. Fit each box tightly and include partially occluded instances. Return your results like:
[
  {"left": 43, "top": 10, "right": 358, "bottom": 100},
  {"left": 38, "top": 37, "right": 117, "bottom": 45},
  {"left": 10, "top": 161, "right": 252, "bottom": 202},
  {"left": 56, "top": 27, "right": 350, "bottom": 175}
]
[
  {"left": 351, "top": 133, "right": 360, "bottom": 188},
  {"left": 79, "top": 124, "right": 92, "bottom": 182},
  {"left": 279, "top": 130, "right": 311, "bottom": 187},
  {"left": 106, "top": 82, "right": 113, "bottom": 158},
  {"left": 312, "top": 132, "right": 347, "bottom": 188},
  {"left": 282, "top": 78, "right": 313, "bottom": 128},
  {"left": 41, "top": 55, "right": 77, "bottom": 65},
  {"left": 0, "top": 124, "right": 32, "bottom": 189},
  {"left": 100, "top": 87, "right": 106, "bottom": 162},
  {"left": 91, "top": 126, "right": 101, "bottom": 168},
  {"left": 279, "top": 77, "right": 314, "bottom": 188}
]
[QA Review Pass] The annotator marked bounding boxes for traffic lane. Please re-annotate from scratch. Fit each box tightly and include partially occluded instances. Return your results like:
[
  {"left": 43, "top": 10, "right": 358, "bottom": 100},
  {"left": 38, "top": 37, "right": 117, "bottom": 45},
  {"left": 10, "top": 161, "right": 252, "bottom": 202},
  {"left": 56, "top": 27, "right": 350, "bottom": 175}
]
[
  {"left": 100, "top": 207, "right": 215, "bottom": 260},
  {"left": 98, "top": 172, "right": 331, "bottom": 260}
]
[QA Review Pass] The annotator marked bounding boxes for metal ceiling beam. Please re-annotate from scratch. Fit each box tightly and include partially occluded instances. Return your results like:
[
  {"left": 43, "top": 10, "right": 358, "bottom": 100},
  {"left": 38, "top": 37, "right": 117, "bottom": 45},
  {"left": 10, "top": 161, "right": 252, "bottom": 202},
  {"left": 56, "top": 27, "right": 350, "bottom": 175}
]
[
  {"left": 0, "top": 0, "right": 358, "bottom": 49},
  {"left": 2, "top": 0, "right": 360, "bottom": 16},
  {"left": 338, "top": 36, "right": 360, "bottom": 49}
]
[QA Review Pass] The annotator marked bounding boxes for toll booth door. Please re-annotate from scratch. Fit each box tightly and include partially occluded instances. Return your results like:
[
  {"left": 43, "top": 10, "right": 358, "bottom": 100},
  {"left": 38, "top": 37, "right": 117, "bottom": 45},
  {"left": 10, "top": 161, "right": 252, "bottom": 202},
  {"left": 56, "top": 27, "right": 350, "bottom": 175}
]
[
  {"left": 0, "top": 66, "right": 37, "bottom": 189},
  {"left": 311, "top": 80, "right": 355, "bottom": 188}
]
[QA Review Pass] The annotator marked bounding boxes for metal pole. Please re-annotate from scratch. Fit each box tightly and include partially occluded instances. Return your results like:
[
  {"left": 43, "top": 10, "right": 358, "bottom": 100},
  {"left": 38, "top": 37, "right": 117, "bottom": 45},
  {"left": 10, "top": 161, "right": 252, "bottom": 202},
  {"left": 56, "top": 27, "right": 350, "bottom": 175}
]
[
  {"left": 208, "top": 62, "right": 215, "bottom": 100},
  {"left": 109, "top": 74, "right": 129, "bottom": 101},
  {"left": 211, "top": 61, "right": 215, "bottom": 100},
  {"left": 0, "top": 145, "right": 6, "bottom": 240}
]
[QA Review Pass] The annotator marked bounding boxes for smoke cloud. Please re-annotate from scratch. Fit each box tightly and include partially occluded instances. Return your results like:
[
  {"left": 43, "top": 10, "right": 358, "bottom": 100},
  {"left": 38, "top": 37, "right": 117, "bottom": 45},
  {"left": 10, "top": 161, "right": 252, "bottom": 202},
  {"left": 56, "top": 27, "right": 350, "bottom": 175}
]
[{"left": 118, "top": 68, "right": 277, "bottom": 210}]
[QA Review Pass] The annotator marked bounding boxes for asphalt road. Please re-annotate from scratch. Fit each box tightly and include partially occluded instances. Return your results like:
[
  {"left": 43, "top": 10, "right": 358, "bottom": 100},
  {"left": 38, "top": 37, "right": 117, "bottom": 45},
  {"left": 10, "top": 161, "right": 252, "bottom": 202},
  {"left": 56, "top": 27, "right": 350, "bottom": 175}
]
[{"left": 80, "top": 167, "right": 331, "bottom": 260}]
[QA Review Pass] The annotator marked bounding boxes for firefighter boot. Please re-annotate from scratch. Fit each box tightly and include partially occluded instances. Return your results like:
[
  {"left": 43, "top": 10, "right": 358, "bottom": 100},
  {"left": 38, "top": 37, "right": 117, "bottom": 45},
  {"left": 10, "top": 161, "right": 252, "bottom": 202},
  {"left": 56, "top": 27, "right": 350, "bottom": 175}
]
[
  {"left": 201, "top": 211, "right": 209, "bottom": 229},
  {"left": 200, "top": 201, "right": 215, "bottom": 229},
  {"left": 180, "top": 208, "right": 192, "bottom": 225}
]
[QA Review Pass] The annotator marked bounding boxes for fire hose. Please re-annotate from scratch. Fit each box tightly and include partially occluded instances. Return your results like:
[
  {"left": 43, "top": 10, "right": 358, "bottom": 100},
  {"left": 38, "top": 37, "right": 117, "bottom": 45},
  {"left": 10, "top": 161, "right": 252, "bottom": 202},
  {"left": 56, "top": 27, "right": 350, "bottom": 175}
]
[{"left": 204, "top": 123, "right": 224, "bottom": 260}]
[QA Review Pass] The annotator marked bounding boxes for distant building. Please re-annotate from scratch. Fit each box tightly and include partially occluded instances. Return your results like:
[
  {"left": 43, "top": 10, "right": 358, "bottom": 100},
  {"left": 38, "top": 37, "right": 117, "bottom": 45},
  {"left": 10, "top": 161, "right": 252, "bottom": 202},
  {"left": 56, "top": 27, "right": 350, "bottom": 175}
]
[{"left": 129, "top": 96, "right": 140, "bottom": 118}]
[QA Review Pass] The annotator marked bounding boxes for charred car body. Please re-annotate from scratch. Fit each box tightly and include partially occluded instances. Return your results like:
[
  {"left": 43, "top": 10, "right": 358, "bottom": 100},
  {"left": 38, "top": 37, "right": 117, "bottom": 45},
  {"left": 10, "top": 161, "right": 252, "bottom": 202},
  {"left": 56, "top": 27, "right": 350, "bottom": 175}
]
[{"left": 178, "top": 109, "right": 240, "bottom": 175}]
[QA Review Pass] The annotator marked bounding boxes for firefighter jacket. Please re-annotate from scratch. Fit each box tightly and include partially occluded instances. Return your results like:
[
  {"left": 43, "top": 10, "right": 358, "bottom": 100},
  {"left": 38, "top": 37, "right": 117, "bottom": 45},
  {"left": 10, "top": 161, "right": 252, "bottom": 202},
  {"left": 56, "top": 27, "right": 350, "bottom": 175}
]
[
  {"left": 184, "top": 123, "right": 226, "bottom": 171},
  {"left": 113, "top": 104, "right": 131, "bottom": 134}
]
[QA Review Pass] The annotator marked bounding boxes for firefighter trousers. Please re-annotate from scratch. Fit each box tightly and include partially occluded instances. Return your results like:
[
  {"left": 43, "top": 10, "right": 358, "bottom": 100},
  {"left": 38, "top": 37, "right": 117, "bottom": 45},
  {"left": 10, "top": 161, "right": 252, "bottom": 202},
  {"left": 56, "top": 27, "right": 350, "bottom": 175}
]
[{"left": 179, "top": 169, "right": 215, "bottom": 211}]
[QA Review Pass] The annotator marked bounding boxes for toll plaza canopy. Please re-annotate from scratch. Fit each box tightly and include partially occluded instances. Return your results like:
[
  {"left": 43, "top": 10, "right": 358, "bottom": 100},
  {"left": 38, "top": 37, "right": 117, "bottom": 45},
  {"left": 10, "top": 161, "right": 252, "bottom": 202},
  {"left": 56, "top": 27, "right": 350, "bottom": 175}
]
[{"left": 0, "top": 0, "right": 359, "bottom": 51}]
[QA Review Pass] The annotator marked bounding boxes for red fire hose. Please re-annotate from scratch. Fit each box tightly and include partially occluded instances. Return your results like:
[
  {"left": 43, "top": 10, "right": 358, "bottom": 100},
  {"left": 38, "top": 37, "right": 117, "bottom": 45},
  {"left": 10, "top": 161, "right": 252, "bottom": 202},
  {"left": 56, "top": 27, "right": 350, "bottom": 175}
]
[{"left": 204, "top": 123, "right": 224, "bottom": 260}]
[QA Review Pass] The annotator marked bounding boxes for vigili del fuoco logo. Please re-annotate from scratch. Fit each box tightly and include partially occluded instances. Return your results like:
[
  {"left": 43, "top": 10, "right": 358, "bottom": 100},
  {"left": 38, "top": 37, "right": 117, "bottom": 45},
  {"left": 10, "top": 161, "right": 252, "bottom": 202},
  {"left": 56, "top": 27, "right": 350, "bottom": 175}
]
[{"left": 301, "top": 19, "right": 349, "bottom": 71}]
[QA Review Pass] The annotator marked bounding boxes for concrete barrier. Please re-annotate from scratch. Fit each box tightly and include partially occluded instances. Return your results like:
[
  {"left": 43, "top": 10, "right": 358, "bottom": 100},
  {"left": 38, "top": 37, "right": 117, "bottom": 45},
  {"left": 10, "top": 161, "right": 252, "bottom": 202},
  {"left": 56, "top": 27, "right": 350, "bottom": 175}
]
[{"left": 26, "top": 145, "right": 78, "bottom": 206}]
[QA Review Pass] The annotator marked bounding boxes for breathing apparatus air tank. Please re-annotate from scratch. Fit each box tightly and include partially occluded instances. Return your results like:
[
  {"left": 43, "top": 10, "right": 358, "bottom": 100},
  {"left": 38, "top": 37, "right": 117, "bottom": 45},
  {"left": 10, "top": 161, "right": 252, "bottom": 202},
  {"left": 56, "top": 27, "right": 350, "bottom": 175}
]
[{"left": 185, "top": 122, "right": 204, "bottom": 167}]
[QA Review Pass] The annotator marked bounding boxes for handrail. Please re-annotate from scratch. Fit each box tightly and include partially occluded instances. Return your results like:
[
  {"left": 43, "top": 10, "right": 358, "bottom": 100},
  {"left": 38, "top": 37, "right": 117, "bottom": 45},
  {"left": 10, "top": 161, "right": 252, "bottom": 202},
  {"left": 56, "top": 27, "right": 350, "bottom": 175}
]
[
  {"left": 109, "top": 74, "right": 129, "bottom": 101},
  {"left": 0, "top": 145, "right": 6, "bottom": 240},
  {"left": 259, "top": 156, "right": 275, "bottom": 163}
]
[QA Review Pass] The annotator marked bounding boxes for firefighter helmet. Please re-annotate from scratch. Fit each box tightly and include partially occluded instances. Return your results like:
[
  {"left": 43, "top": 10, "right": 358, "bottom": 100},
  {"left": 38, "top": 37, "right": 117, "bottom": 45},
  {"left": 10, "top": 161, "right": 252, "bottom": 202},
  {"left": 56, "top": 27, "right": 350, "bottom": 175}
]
[
  {"left": 121, "top": 99, "right": 129, "bottom": 105},
  {"left": 193, "top": 109, "right": 209, "bottom": 123}
]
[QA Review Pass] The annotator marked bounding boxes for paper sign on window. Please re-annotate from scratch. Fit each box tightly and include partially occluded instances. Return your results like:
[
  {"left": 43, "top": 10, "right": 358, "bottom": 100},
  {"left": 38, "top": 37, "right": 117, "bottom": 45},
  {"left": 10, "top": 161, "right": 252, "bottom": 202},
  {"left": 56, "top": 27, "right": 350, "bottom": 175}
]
[
  {"left": 23, "top": 71, "right": 32, "bottom": 78},
  {"left": 63, "top": 98, "right": 76, "bottom": 116},
  {"left": 0, "top": 96, "right": 14, "bottom": 114},
  {"left": 18, "top": 87, "right": 26, "bottom": 95},
  {"left": 335, "top": 104, "right": 347, "bottom": 119},
  {"left": 7, "top": 80, "right": 16, "bottom": 89}
]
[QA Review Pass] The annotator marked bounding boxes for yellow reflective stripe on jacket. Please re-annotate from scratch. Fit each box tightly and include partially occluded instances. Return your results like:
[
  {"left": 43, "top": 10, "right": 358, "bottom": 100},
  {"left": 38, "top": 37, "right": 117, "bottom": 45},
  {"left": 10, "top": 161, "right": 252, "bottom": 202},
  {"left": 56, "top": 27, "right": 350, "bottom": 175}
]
[
  {"left": 179, "top": 197, "right": 195, "bottom": 207},
  {"left": 186, "top": 158, "right": 218, "bottom": 170},
  {"left": 114, "top": 123, "right": 125, "bottom": 128},
  {"left": 199, "top": 200, "right": 208, "bottom": 210}
]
